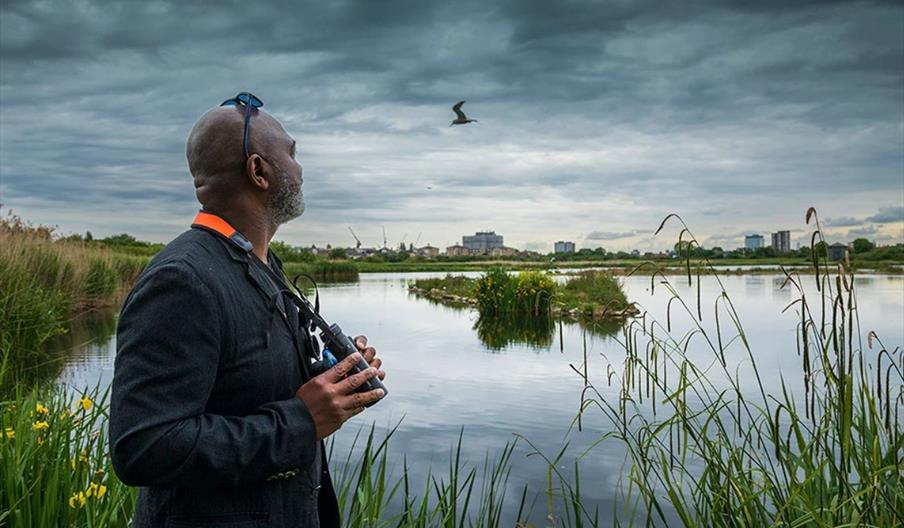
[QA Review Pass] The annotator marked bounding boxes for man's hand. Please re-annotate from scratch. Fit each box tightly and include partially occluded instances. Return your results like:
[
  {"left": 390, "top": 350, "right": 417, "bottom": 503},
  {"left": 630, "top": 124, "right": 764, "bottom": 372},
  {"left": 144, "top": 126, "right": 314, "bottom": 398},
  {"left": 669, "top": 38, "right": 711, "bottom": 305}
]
[
  {"left": 354, "top": 335, "right": 386, "bottom": 380},
  {"left": 295, "top": 353, "right": 384, "bottom": 440}
]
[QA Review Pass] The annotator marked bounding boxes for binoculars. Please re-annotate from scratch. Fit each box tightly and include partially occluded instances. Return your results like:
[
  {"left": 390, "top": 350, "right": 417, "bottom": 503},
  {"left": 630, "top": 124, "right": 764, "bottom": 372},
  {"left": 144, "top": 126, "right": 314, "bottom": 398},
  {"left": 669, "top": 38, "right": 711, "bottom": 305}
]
[{"left": 318, "top": 322, "right": 388, "bottom": 407}]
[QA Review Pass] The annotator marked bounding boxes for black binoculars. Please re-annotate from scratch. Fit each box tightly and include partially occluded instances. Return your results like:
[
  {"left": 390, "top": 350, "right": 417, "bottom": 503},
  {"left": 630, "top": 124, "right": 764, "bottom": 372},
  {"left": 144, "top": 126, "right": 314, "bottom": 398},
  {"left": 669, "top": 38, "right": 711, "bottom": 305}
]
[{"left": 318, "top": 322, "right": 388, "bottom": 407}]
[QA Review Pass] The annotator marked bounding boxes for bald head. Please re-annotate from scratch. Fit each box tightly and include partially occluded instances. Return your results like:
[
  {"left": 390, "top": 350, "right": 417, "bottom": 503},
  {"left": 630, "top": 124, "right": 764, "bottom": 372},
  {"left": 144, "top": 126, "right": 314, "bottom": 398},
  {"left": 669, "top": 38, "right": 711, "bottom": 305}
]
[{"left": 186, "top": 105, "right": 294, "bottom": 208}]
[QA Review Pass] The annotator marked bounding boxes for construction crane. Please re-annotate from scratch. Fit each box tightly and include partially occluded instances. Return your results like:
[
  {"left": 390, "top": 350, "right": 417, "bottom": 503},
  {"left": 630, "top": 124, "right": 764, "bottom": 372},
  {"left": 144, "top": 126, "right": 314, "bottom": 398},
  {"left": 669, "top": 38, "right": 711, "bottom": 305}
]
[
  {"left": 347, "top": 226, "right": 362, "bottom": 249},
  {"left": 382, "top": 226, "right": 388, "bottom": 249},
  {"left": 413, "top": 232, "right": 422, "bottom": 248}
]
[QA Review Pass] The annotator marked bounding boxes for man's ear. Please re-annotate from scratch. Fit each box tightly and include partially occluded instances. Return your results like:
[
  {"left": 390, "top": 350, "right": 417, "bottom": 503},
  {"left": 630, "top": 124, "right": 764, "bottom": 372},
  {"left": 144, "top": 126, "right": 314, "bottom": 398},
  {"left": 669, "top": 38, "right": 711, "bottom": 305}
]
[{"left": 245, "top": 154, "right": 271, "bottom": 191}]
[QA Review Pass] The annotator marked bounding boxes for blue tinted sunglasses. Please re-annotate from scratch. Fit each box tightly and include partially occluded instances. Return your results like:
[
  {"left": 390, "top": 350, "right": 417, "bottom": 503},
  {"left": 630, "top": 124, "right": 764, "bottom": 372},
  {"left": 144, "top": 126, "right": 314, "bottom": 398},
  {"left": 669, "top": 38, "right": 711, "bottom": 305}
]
[{"left": 220, "top": 92, "right": 263, "bottom": 159}]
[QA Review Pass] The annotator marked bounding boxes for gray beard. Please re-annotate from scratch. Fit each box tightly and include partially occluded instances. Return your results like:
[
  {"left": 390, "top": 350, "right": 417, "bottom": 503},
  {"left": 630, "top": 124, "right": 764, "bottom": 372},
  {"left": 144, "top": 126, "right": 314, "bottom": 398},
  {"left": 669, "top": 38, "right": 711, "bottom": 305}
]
[{"left": 267, "top": 166, "right": 305, "bottom": 227}]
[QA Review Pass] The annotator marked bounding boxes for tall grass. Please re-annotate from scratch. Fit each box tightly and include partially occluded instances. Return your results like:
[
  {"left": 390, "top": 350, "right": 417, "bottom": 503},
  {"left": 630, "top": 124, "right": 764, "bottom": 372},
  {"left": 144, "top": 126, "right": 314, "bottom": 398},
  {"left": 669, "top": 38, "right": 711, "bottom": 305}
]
[
  {"left": 0, "top": 213, "right": 146, "bottom": 389},
  {"left": 0, "top": 386, "right": 137, "bottom": 527},
  {"left": 554, "top": 208, "right": 904, "bottom": 527},
  {"left": 474, "top": 269, "right": 556, "bottom": 316},
  {"left": 330, "top": 425, "right": 528, "bottom": 527},
  {"left": 2, "top": 385, "right": 537, "bottom": 527}
]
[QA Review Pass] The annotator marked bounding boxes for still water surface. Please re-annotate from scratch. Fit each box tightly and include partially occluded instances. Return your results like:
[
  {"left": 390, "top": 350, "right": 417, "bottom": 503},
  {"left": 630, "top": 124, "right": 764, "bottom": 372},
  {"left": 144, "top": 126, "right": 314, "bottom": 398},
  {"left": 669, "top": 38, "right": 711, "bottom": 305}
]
[{"left": 53, "top": 272, "right": 904, "bottom": 525}]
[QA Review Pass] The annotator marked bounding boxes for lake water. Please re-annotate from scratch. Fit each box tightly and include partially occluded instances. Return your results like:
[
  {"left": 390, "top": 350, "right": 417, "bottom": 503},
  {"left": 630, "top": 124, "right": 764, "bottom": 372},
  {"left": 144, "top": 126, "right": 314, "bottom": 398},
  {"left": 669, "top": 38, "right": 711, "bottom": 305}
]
[{"left": 52, "top": 272, "right": 904, "bottom": 526}]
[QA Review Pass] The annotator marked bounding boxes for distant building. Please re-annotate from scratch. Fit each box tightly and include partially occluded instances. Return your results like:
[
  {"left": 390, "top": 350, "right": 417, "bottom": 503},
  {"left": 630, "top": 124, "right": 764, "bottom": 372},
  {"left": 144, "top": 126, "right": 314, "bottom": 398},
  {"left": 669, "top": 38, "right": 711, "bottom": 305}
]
[
  {"left": 771, "top": 231, "right": 791, "bottom": 253},
  {"left": 554, "top": 241, "right": 575, "bottom": 253},
  {"left": 828, "top": 243, "right": 849, "bottom": 261},
  {"left": 490, "top": 246, "right": 517, "bottom": 257},
  {"left": 462, "top": 231, "right": 504, "bottom": 254},
  {"left": 417, "top": 245, "right": 439, "bottom": 258},
  {"left": 745, "top": 234, "right": 764, "bottom": 250},
  {"left": 446, "top": 244, "right": 469, "bottom": 257}
]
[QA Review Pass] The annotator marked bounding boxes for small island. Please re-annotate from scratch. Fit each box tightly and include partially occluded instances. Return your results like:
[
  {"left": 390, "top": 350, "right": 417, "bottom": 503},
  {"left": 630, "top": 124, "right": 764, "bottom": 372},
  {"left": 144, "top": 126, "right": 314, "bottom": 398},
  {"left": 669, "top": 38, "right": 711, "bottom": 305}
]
[{"left": 409, "top": 269, "right": 639, "bottom": 321}]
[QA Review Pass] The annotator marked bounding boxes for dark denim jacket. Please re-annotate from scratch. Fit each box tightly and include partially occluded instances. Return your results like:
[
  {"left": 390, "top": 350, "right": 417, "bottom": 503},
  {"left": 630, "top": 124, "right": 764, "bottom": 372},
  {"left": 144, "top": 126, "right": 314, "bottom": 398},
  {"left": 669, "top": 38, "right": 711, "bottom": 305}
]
[{"left": 109, "top": 226, "right": 340, "bottom": 527}]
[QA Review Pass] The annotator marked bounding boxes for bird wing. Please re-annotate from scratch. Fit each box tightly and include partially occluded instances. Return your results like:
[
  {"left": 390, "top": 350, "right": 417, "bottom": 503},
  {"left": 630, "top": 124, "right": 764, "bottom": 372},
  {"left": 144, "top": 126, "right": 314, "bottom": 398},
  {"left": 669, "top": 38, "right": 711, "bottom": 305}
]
[{"left": 452, "top": 100, "right": 467, "bottom": 120}]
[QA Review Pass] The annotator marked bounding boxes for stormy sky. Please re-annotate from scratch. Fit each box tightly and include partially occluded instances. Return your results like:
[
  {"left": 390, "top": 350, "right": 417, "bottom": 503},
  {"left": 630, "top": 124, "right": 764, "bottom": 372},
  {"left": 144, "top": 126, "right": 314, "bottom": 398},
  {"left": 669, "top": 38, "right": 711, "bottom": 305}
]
[{"left": 1, "top": 0, "right": 902, "bottom": 252}]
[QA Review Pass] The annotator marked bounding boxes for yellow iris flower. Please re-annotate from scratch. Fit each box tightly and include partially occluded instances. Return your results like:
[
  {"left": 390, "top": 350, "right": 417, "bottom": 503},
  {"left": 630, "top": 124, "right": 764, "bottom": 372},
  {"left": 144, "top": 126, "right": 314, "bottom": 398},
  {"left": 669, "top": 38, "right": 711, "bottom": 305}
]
[
  {"left": 32, "top": 421, "right": 49, "bottom": 431},
  {"left": 4, "top": 427, "right": 14, "bottom": 440},
  {"left": 68, "top": 491, "right": 86, "bottom": 509},
  {"left": 77, "top": 395, "right": 93, "bottom": 412},
  {"left": 86, "top": 482, "right": 108, "bottom": 500},
  {"left": 36, "top": 403, "right": 49, "bottom": 415}
]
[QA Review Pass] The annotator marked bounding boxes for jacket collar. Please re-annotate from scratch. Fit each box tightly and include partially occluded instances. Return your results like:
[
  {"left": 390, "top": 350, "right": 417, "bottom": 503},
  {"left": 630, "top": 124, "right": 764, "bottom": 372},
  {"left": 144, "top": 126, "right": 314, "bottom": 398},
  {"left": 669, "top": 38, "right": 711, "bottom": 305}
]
[
  {"left": 191, "top": 210, "right": 255, "bottom": 263},
  {"left": 190, "top": 209, "right": 286, "bottom": 293}
]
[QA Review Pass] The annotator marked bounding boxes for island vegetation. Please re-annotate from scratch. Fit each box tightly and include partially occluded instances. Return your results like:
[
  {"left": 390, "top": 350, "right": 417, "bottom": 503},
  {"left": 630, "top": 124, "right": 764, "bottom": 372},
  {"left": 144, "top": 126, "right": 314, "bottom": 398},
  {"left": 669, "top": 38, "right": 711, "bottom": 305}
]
[{"left": 409, "top": 268, "right": 636, "bottom": 321}]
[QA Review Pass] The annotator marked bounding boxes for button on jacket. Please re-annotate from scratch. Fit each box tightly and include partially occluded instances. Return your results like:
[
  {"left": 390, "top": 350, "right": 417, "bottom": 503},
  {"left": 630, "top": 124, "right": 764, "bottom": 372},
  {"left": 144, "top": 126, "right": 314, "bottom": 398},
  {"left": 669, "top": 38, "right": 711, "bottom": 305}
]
[{"left": 109, "top": 221, "right": 340, "bottom": 527}]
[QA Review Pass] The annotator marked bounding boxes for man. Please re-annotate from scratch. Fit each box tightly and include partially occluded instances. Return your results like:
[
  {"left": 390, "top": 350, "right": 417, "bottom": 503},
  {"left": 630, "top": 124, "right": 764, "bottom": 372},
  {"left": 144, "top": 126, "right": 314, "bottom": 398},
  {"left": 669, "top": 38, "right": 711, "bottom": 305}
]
[{"left": 109, "top": 92, "right": 385, "bottom": 527}]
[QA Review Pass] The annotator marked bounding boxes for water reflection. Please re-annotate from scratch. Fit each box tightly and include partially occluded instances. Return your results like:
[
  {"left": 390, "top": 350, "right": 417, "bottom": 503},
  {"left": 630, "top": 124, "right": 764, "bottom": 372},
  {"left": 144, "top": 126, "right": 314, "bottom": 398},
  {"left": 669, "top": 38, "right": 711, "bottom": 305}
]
[
  {"left": 474, "top": 312, "right": 623, "bottom": 351},
  {"left": 4, "top": 308, "right": 117, "bottom": 395},
  {"left": 474, "top": 314, "right": 556, "bottom": 350}
]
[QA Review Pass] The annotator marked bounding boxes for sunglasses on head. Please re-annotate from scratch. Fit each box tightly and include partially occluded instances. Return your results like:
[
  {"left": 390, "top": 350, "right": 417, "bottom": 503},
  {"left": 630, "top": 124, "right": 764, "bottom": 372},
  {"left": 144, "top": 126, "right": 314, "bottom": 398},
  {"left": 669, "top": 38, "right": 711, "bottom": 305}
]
[{"left": 220, "top": 92, "right": 264, "bottom": 159}]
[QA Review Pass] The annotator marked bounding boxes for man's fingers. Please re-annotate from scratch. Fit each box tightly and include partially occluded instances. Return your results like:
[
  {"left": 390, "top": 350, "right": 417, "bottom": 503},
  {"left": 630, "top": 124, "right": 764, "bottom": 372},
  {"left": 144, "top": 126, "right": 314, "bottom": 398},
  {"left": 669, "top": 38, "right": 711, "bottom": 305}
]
[
  {"left": 340, "top": 388, "right": 385, "bottom": 411},
  {"left": 338, "top": 367, "right": 378, "bottom": 394},
  {"left": 355, "top": 335, "right": 368, "bottom": 350},
  {"left": 323, "top": 352, "right": 363, "bottom": 383},
  {"left": 362, "top": 346, "right": 377, "bottom": 363}
]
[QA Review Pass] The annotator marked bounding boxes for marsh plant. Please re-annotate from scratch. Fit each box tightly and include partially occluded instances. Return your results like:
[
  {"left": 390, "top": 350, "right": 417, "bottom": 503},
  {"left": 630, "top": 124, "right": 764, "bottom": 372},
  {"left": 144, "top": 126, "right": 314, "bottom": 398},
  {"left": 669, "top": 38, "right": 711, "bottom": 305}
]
[
  {"left": 0, "top": 212, "right": 145, "bottom": 390},
  {"left": 0, "top": 386, "right": 137, "bottom": 527},
  {"left": 549, "top": 209, "right": 903, "bottom": 527},
  {"left": 475, "top": 269, "right": 557, "bottom": 317}
]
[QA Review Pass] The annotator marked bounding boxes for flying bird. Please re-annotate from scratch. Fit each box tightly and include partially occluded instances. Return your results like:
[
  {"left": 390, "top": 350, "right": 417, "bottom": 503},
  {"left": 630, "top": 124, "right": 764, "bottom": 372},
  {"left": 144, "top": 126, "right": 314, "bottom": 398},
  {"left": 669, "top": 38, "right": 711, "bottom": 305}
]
[{"left": 449, "top": 101, "right": 478, "bottom": 126}]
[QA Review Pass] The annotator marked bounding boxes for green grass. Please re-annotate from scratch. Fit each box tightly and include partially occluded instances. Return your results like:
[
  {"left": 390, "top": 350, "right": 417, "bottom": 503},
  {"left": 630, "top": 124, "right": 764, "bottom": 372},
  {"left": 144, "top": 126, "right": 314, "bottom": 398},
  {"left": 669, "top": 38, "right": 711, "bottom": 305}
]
[{"left": 563, "top": 209, "right": 904, "bottom": 527}]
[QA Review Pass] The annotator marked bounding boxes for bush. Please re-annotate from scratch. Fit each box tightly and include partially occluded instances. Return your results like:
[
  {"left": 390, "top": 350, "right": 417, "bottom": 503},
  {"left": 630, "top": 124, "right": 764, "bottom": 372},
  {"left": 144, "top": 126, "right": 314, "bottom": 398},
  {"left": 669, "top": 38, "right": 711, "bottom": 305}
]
[{"left": 557, "top": 271, "right": 629, "bottom": 315}]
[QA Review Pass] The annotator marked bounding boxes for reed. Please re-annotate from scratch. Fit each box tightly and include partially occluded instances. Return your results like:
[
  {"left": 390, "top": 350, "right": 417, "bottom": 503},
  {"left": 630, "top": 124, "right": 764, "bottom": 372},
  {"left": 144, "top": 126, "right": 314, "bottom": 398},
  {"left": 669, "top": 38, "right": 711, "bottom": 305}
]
[
  {"left": 330, "top": 425, "right": 529, "bottom": 527},
  {"left": 558, "top": 208, "right": 904, "bottom": 527},
  {"left": 0, "top": 213, "right": 146, "bottom": 390}
]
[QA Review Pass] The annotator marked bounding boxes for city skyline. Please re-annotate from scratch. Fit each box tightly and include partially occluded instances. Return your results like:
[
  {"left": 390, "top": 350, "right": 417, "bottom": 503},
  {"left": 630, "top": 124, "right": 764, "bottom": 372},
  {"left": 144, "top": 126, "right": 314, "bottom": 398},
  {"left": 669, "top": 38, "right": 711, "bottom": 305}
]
[{"left": 1, "top": 1, "right": 903, "bottom": 253}]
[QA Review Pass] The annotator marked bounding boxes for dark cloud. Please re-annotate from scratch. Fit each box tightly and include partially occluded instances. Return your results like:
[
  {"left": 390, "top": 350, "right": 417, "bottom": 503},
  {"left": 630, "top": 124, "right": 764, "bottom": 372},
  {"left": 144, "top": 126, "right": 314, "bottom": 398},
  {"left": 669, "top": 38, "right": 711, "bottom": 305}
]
[
  {"left": 866, "top": 205, "right": 904, "bottom": 224},
  {"left": 1, "top": 0, "right": 902, "bottom": 250}
]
